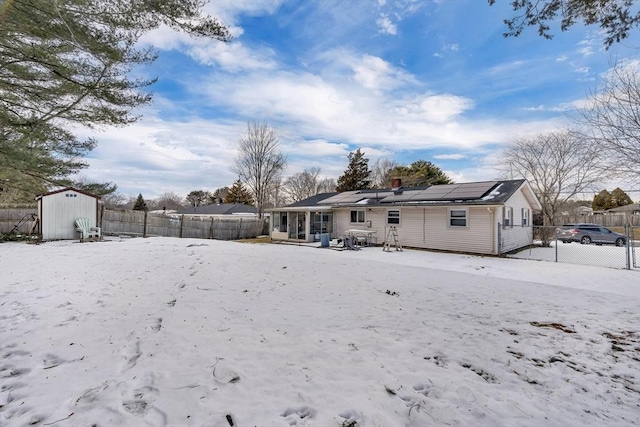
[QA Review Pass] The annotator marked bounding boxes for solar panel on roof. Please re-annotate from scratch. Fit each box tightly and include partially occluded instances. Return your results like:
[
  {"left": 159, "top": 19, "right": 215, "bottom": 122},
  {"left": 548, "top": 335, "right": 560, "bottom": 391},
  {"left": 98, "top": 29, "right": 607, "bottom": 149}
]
[
  {"left": 379, "top": 182, "right": 499, "bottom": 202},
  {"left": 446, "top": 182, "right": 496, "bottom": 199},
  {"left": 320, "top": 191, "right": 368, "bottom": 204}
]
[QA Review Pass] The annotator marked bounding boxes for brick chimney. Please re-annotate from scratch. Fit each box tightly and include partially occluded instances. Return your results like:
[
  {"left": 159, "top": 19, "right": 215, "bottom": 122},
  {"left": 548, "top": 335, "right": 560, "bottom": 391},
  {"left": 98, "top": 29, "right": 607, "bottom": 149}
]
[{"left": 391, "top": 177, "right": 402, "bottom": 190}]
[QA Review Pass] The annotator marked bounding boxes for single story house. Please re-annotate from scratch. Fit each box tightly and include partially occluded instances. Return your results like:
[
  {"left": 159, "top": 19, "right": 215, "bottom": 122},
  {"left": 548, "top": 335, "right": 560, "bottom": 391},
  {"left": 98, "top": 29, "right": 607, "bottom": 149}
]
[
  {"left": 37, "top": 187, "right": 101, "bottom": 240},
  {"left": 174, "top": 203, "right": 258, "bottom": 217},
  {"left": 269, "top": 179, "right": 542, "bottom": 255}
]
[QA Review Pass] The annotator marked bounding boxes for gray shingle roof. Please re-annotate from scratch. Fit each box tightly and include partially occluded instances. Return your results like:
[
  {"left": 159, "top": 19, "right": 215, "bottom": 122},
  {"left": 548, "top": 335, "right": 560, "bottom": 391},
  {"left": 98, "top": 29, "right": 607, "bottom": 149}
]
[
  {"left": 286, "top": 180, "right": 527, "bottom": 207},
  {"left": 175, "top": 203, "right": 257, "bottom": 215}
]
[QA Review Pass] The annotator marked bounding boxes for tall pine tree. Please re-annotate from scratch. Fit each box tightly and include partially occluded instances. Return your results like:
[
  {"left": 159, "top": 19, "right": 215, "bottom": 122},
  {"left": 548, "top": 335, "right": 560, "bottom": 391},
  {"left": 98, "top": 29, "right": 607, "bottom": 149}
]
[
  {"left": 224, "top": 180, "right": 254, "bottom": 205},
  {"left": 389, "top": 160, "right": 454, "bottom": 187},
  {"left": 133, "top": 194, "right": 147, "bottom": 211},
  {"left": 336, "top": 149, "right": 372, "bottom": 191}
]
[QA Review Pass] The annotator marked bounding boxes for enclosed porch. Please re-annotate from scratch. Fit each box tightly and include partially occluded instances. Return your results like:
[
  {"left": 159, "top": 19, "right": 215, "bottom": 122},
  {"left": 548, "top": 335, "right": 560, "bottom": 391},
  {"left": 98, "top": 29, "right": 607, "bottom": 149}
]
[{"left": 270, "top": 207, "right": 334, "bottom": 243}]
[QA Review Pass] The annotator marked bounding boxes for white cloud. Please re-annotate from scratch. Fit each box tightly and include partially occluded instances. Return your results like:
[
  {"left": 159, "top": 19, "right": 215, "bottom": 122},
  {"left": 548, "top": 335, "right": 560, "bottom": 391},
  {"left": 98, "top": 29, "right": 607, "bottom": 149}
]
[
  {"left": 376, "top": 14, "right": 397, "bottom": 35},
  {"left": 434, "top": 154, "right": 467, "bottom": 160},
  {"left": 352, "top": 55, "right": 416, "bottom": 91},
  {"left": 523, "top": 100, "right": 584, "bottom": 112},
  {"left": 489, "top": 61, "right": 524, "bottom": 75},
  {"left": 395, "top": 94, "right": 475, "bottom": 123},
  {"left": 187, "top": 40, "right": 278, "bottom": 71},
  {"left": 578, "top": 46, "right": 593, "bottom": 57}
]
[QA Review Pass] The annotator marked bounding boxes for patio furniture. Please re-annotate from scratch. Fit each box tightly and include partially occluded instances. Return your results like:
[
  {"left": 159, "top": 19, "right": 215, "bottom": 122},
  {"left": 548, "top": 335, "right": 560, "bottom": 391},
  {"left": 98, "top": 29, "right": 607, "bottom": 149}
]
[{"left": 75, "top": 218, "right": 101, "bottom": 242}]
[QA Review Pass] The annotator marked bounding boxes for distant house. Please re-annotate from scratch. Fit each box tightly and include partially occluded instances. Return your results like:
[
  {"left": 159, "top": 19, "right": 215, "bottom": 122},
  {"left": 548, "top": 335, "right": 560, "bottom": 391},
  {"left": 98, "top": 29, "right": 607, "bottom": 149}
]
[
  {"left": 269, "top": 179, "right": 542, "bottom": 255},
  {"left": 37, "top": 187, "right": 101, "bottom": 240},
  {"left": 174, "top": 203, "right": 258, "bottom": 217}
]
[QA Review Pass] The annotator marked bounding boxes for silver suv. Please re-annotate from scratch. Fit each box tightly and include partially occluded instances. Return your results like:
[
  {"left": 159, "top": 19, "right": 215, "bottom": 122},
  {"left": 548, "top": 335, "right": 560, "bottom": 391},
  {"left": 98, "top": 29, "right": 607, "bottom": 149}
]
[{"left": 556, "top": 223, "right": 626, "bottom": 246}]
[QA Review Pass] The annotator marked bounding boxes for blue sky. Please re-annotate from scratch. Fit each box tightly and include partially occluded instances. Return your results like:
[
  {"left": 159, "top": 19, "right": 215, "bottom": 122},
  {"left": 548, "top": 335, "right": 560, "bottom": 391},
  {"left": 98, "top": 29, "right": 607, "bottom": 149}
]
[{"left": 80, "top": 0, "right": 639, "bottom": 199}]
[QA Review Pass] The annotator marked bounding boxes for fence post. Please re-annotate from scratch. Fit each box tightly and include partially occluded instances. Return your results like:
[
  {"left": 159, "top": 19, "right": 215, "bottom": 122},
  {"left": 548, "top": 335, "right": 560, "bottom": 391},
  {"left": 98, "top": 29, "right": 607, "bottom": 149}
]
[
  {"left": 99, "top": 204, "right": 105, "bottom": 231},
  {"left": 497, "top": 223, "right": 501, "bottom": 254},
  {"left": 179, "top": 215, "right": 184, "bottom": 238},
  {"left": 555, "top": 229, "right": 558, "bottom": 263},
  {"left": 237, "top": 218, "right": 243, "bottom": 240},
  {"left": 209, "top": 217, "right": 214, "bottom": 239},
  {"left": 626, "top": 224, "right": 631, "bottom": 270},
  {"left": 143, "top": 210, "right": 148, "bottom": 238}
]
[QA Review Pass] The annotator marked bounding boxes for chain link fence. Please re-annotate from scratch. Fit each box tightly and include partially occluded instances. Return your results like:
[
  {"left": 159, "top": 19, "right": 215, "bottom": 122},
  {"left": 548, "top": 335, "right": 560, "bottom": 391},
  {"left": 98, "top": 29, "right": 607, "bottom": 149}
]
[{"left": 509, "top": 225, "right": 638, "bottom": 270}]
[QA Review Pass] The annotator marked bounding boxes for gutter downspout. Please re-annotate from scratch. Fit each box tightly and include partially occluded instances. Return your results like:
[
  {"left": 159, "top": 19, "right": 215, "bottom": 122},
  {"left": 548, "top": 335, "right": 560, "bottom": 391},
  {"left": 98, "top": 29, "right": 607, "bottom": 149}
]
[{"left": 488, "top": 207, "right": 496, "bottom": 254}]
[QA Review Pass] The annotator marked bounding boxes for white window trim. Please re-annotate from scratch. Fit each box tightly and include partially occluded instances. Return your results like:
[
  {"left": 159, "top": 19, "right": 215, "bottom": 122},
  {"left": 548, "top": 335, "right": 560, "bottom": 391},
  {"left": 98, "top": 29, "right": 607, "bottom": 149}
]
[
  {"left": 448, "top": 208, "right": 468, "bottom": 228},
  {"left": 350, "top": 210, "right": 366, "bottom": 224},
  {"left": 386, "top": 209, "right": 401, "bottom": 226}
]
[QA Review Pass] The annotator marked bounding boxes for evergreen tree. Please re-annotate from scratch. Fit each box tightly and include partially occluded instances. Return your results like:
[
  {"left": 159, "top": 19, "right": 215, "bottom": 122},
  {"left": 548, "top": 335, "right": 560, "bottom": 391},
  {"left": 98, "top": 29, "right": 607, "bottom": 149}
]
[
  {"left": 0, "top": 0, "right": 229, "bottom": 197},
  {"left": 610, "top": 188, "right": 633, "bottom": 208},
  {"left": 224, "top": 180, "right": 254, "bottom": 205},
  {"left": 336, "top": 149, "right": 372, "bottom": 192},
  {"left": 186, "top": 190, "right": 209, "bottom": 207},
  {"left": 133, "top": 194, "right": 147, "bottom": 211},
  {"left": 388, "top": 160, "right": 454, "bottom": 187},
  {"left": 209, "top": 187, "right": 230, "bottom": 204},
  {"left": 592, "top": 190, "right": 612, "bottom": 211}
]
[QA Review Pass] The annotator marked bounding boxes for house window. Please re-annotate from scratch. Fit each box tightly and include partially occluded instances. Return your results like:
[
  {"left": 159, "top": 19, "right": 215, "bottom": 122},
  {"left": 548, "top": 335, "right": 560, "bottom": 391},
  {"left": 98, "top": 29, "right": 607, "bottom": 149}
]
[
  {"left": 522, "top": 208, "right": 529, "bottom": 226},
  {"left": 449, "top": 209, "right": 467, "bottom": 227},
  {"left": 279, "top": 212, "right": 287, "bottom": 232},
  {"left": 503, "top": 207, "right": 513, "bottom": 228},
  {"left": 350, "top": 210, "right": 365, "bottom": 223},
  {"left": 387, "top": 210, "right": 400, "bottom": 225}
]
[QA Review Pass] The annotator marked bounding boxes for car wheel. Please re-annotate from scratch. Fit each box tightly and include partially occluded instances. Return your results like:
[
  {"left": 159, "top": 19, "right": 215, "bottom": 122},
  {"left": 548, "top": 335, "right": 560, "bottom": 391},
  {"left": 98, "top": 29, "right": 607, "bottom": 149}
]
[
  {"left": 615, "top": 238, "right": 625, "bottom": 247},
  {"left": 581, "top": 236, "right": 591, "bottom": 244}
]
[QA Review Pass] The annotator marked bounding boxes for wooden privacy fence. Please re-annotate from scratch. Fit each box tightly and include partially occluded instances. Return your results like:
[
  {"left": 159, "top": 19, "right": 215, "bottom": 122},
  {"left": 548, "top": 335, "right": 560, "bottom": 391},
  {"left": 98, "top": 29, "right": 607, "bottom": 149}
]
[
  {"left": 556, "top": 213, "right": 640, "bottom": 227},
  {"left": 0, "top": 208, "right": 265, "bottom": 241},
  {"left": 0, "top": 207, "right": 38, "bottom": 235},
  {"left": 101, "top": 210, "right": 265, "bottom": 240}
]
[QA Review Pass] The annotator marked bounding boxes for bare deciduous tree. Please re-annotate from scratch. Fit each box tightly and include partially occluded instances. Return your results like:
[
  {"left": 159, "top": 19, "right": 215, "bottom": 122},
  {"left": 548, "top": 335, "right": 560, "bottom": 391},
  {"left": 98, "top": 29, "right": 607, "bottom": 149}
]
[
  {"left": 266, "top": 176, "right": 289, "bottom": 209},
  {"left": 501, "top": 131, "right": 606, "bottom": 225},
  {"left": 316, "top": 178, "right": 337, "bottom": 193},
  {"left": 101, "top": 192, "right": 130, "bottom": 209},
  {"left": 154, "top": 192, "right": 185, "bottom": 211},
  {"left": 284, "top": 167, "right": 321, "bottom": 202},
  {"left": 575, "top": 61, "right": 640, "bottom": 180},
  {"left": 233, "top": 122, "right": 286, "bottom": 218},
  {"left": 371, "top": 157, "right": 399, "bottom": 188}
]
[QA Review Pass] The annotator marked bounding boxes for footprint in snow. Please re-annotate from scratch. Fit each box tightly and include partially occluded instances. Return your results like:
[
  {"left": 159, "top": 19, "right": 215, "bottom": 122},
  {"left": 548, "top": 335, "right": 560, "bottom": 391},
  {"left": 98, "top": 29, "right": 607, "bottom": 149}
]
[
  {"left": 121, "top": 335, "right": 141, "bottom": 372},
  {"left": 150, "top": 318, "right": 162, "bottom": 331},
  {"left": 338, "top": 410, "right": 363, "bottom": 426},
  {"left": 280, "top": 406, "right": 316, "bottom": 425},
  {"left": 120, "top": 373, "right": 167, "bottom": 424}
]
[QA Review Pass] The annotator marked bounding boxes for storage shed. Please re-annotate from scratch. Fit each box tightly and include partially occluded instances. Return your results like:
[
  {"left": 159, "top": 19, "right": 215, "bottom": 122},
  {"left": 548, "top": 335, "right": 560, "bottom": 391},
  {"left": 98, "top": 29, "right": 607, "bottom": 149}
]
[{"left": 37, "top": 187, "right": 101, "bottom": 240}]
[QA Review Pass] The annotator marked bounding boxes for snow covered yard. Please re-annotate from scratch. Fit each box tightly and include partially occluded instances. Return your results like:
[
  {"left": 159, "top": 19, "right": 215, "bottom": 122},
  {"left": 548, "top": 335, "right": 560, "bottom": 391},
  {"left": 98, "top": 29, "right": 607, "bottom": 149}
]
[{"left": 0, "top": 238, "right": 638, "bottom": 427}]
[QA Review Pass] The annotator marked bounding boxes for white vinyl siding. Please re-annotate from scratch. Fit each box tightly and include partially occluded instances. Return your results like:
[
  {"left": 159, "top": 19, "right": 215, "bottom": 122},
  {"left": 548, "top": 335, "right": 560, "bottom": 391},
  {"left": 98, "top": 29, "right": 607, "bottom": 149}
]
[
  {"left": 386, "top": 207, "right": 494, "bottom": 254},
  {"left": 500, "top": 188, "right": 534, "bottom": 253}
]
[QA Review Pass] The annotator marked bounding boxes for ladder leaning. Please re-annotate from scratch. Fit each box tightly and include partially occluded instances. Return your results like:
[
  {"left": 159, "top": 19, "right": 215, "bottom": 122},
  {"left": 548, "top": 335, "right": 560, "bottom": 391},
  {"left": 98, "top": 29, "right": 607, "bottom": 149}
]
[{"left": 383, "top": 226, "right": 403, "bottom": 252}]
